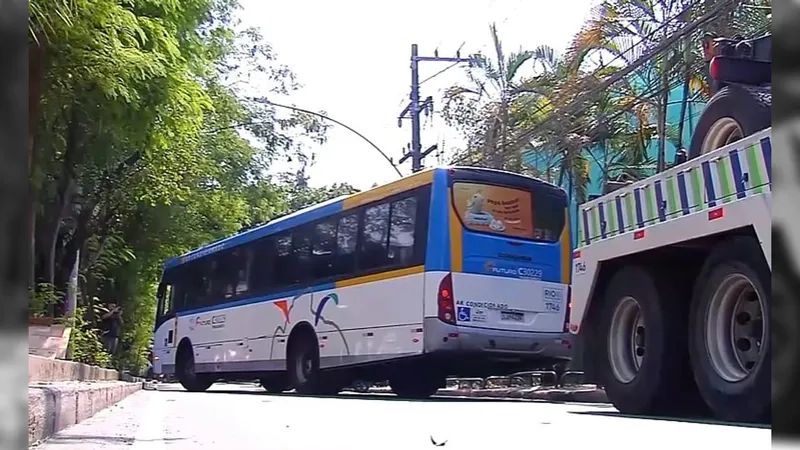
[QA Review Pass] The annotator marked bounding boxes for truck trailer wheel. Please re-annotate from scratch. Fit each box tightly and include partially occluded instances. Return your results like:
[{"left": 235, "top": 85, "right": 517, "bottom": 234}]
[
  {"left": 689, "top": 237, "right": 770, "bottom": 423},
  {"left": 596, "top": 266, "right": 697, "bottom": 415},
  {"left": 687, "top": 85, "right": 771, "bottom": 160}
]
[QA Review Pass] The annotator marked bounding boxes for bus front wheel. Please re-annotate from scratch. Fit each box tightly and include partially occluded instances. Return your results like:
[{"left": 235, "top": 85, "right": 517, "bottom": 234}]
[{"left": 176, "top": 344, "right": 214, "bottom": 393}]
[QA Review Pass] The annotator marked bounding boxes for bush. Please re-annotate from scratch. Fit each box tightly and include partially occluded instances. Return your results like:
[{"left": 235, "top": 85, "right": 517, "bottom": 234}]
[{"left": 62, "top": 307, "right": 111, "bottom": 368}]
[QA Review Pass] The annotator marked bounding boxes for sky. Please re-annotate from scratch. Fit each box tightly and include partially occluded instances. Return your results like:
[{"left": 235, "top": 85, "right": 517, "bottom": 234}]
[{"left": 237, "top": 0, "right": 599, "bottom": 190}]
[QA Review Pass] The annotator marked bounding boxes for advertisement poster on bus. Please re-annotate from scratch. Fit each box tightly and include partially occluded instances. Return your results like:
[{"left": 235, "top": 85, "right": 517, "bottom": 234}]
[{"left": 453, "top": 183, "right": 533, "bottom": 239}]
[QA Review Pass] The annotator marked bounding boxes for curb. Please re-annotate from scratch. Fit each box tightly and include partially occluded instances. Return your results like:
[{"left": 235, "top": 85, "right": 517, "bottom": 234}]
[
  {"left": 28, "top": 381, "right": 143, "bottom": 445},
  {"left": 367, "top": 387, "right": 608, "bottom": 403}
]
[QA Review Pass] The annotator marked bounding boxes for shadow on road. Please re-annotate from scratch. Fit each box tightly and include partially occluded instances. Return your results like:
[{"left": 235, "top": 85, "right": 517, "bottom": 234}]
[
  {"left": 568, "top": 410, "right": 771, "bottom": 429},
  {"left": 46, "top": 435, "right": 188, "bottom": 444}
]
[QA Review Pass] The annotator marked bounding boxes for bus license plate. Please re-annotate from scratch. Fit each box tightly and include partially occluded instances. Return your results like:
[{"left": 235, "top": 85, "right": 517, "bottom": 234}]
[{"left": 501, "top": 311, "right": 524, "bottom": 322}]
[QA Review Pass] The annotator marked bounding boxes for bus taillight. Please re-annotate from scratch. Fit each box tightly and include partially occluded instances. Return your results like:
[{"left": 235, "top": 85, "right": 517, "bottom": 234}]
[{"left": 437, "top": 273, "right": 456, "bottom": 325}]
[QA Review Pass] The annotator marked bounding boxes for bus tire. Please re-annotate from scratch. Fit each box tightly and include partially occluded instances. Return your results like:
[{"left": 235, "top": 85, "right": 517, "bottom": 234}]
[
  {"left": 176, "top": 341, "right": 214, "bottom": 393},
  {"left": 597, "top": 266, "right": 696, "bottom": 415},
  {"left": 688, "top": 237, "right": 770, "bottom": 423},
  {"left": 687, "top": 85, "right": 771, "bottom": 160},
  {"left": 287, "top": 328, "right": 324, "bottom": 395}
]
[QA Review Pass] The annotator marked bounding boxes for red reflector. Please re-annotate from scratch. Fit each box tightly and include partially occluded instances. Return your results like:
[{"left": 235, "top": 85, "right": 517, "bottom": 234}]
[
  {"left": 569, "top": 324, "right": 579, "bottom": 332},
  {"left": 441, "top": 289, "right": 450, "bottom": 299},
  {"left": 708, "top": 208, "right": 724, "bottom": 221},
  {"left": 573, "top": 250, "right": 581, "bottom": 258},
  {"left": 633, "top": 230, "right": 645, "bottom": 240}
]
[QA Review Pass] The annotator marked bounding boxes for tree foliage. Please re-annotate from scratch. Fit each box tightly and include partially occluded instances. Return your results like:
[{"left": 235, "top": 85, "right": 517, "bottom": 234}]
[
  {"left": 443, "top": 1, "right": 770, "bottom": 199},
  {"left": 29, "top": 0, "right": 349, "bottom": 371}
]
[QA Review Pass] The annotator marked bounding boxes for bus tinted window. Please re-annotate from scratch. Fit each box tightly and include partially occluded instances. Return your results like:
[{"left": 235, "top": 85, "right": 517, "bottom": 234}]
[
  {"left": 312, "top": 220, "right": 337, "bottom": 279},
  {"left": 162, "top": 184, "right": 430, "bottom": 314},
  {"left": 360, "top": 203, "right": 390, "bottom": 270},
  {"left": 334, "top": 213, "right": 358, "bottom": 275},
  {"left": 388, "top": 196, "right": 417, "bottom": 266},
  {"left": 452, "top": 181, "right": 563, "bottom": 242}
]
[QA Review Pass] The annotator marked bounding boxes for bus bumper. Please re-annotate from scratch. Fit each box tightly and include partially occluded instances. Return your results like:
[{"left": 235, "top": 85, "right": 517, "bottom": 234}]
[{"left": 421, "top": 317, "right": 573, "bottom": 362}]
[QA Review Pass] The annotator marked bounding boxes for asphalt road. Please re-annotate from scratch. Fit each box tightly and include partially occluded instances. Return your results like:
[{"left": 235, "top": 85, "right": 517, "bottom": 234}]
[{"left": 33, "top": 384, "right": 770, "bottom": 450}]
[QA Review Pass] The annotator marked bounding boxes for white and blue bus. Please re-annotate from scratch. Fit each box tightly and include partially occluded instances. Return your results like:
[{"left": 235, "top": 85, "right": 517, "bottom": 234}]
[{"left": 153, "top": 167, "right": 574, "bottom": 398}]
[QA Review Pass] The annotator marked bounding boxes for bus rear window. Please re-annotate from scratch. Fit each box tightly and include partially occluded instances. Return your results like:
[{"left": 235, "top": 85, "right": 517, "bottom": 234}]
[{"left": 452, "top": 181, "right": 564, "bottom": 242}]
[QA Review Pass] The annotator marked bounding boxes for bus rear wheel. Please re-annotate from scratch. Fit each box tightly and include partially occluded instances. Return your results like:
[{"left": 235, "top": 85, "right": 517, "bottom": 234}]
[
  {"left": 689, "top": 237, "right": 770, "bottom": 423},
  {"left": 176, "top": 345, "right": 214, "bottom": 393},
  {"left": 596, "top": 266, "right": 698, "bottom": 415}
]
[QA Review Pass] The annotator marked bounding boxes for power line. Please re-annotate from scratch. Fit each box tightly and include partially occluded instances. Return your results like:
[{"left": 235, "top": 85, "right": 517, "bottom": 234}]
[{"left": 215, "top": 98, "right": 403, "bottom": 178}]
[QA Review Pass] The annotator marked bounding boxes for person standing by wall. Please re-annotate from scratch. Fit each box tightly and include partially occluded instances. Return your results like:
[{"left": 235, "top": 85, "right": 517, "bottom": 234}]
[{"left": 100, "top": 303, "right": 124, "bottom": 356}]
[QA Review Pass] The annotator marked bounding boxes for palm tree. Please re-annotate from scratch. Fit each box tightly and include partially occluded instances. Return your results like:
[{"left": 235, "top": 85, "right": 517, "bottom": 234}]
[{"left": 442, "top": 23, "right": 547, "bottom": 170}]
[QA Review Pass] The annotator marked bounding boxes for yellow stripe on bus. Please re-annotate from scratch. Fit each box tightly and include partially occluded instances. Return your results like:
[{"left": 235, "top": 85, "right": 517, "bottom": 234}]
[
  {"left": 341, "top": 169, "right": 434, "bottom": 210},
  {"left": 336, "top": 265, "right": 425, "bottom": 289},
  {"left": 560, "top": 208, "right": 571, "bottom": 285},
  {"left": 448, "top": 190, "right": 463, "bottom": 273}
]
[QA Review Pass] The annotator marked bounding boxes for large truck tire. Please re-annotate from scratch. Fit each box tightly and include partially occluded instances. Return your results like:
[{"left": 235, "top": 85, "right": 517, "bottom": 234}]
[
  {"left": 688, "top": 85, "right": 771, "bottom": 159},
  {"left": 595, "top": 266, "right": 700, "bottom": 415},
  {"left": 688, "top": 236, "right": 770, "bottom": 423}
]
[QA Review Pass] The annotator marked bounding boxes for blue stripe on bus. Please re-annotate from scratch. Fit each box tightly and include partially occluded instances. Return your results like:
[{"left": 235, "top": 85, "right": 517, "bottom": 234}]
[
  {"left": 654, "top": 180, "right": 666, "bottom": 222},
  {"left": 176, "top": 282, "right": 337, "bottom": 316},
  {"left": 701, "top": 161, "right": 717, "bottom": 207},
  {"left": 761, "top": 137, "right": 772, "bottom": 183},
  {"left": 615, "top": 196, "right": 625, "bottom": 232},
  {"left": 633, "top": 188, "right": 644, "bottom": 228},
  {"left": 425, "top": 169, "right": 450, "bottom": 271},
  {"left": 597, "top": 202, "right": 607, "bottom": 239},
  {"left": 677, "top": 172, "right": 690, "bottom": 215},
  {"left": 165, "top": 198, "right": 347, "bottom": 269},
  {"left": 728, "top": 149, "right": 746, "bottom": 199}
]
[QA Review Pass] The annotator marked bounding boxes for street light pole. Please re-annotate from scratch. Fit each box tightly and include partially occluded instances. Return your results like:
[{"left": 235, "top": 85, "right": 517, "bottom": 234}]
[{"left": 398, "top": 44, "right": 472, "bottom": 172}]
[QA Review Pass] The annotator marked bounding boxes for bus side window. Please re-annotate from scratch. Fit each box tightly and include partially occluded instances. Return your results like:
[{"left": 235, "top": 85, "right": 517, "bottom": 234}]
[
  {"left": 333, "top": 213, "right": 358, "bottom": 276},
  {"left": 291, "top": 228, "right": 313, "bottom": 283},
  {"left": 359, "top": 202, "right": 390, "bottom": 271},
  {"left": 274, "top": 234, "right": 293, "bottom": 287},
  {"left": 388, "top": 196, "right": 417, "bottom": 266},
  {"left": 312, "top": 219, "right": 337, "bottom": 279},
  {"left": 250, "top": 237, "right": 276, "bottom": 293}
]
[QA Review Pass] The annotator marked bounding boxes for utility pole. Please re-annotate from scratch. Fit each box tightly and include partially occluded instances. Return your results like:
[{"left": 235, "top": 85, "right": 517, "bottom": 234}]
[{"left": 398, "top": 44, "right": 472, "bottom": 172}]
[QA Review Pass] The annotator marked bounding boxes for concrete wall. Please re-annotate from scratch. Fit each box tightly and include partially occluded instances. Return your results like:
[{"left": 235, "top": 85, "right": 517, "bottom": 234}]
[
  {"left": 29, "top": 355, "right": 120, "bottom": 383},
  {"left": 28, "top": 355, "right": 143, "bottom": 445}
]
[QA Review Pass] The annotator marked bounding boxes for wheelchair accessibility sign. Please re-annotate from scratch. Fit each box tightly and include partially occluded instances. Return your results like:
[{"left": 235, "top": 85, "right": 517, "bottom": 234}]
[{"left": 457, "top": 306, "right": 471, "bottom": 322}]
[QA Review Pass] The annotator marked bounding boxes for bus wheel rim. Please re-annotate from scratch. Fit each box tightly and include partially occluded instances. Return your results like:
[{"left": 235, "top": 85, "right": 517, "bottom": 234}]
[
  {"left": 705, "top": 273, "right": 766, "bottom": 383},
  {"left": 701, "top": 118, "right": 744, "bottom": 155},
  {"left": 608, "top": 296, "right": 645, "bottom": 384}
]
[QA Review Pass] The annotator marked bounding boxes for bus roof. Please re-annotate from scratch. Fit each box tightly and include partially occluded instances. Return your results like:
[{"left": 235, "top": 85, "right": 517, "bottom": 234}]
[
  {"left": 163, "top": 166, "right": 565, "bottom": 269},
  {"left": 163, "top": 168, "right": 438, "bottom": 269}
]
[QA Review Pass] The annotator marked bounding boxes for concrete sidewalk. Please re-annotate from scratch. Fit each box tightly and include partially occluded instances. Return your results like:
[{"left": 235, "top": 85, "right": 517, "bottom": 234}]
[{"left": 28, "top": 356, "right": 143, "bottom": 446}]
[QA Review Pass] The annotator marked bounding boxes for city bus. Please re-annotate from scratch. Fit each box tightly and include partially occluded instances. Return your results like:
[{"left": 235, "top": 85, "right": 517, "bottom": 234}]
[{"left": 152, "top": 167, "right": 574, "bottom": 398}]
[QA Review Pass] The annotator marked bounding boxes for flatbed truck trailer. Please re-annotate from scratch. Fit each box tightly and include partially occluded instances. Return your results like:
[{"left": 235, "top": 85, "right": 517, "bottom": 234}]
[{"left": 568, "top": 34, "right": 773, "bottom": 423}]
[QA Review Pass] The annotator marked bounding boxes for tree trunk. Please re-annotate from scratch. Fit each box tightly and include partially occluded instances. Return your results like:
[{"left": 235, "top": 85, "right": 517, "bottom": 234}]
[
  {"left": 42, "top": 107, "right": 83, "bottom": 317},
  {"left": 676, "top": 40, "right": 692, "bottom": 151},
  {"left": 656, "top": 68, "right": 670, "bottom": 173},
  {"left": 28, "top": 39, "right": 47, "bottom": 290}
]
